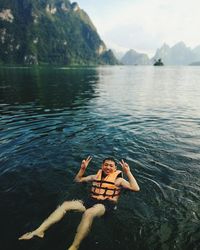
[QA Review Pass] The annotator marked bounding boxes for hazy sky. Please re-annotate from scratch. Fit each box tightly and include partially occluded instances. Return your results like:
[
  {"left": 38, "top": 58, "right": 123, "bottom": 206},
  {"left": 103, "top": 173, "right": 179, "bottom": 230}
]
[{"left": 77, "top": 0, "right": 200, "bottom": 56}]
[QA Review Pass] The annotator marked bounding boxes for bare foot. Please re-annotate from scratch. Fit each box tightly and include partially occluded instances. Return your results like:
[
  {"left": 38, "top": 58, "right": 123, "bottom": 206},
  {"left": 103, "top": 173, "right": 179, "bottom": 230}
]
[{"left": 18, "top": 230, "right": 44, "bottom": 240}]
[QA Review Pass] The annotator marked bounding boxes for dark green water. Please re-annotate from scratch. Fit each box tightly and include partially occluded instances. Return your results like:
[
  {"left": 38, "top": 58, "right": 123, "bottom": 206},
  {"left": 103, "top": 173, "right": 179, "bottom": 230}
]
[{"left": 0, "top": 66, "right": 200, "bottom": 250}]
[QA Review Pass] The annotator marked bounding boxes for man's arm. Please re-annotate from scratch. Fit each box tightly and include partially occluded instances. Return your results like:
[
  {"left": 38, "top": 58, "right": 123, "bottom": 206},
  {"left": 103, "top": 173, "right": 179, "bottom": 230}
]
[
  {"left": 116, "top": 159, "right": 140, "bottom": 192},
  {"left": 74, "top": 156, "right": 95, "bottom": 183}
]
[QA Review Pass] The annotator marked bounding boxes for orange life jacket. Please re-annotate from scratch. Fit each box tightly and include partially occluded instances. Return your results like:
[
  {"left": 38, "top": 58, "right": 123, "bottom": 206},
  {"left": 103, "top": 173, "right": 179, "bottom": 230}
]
[{"left": 91, "top": 169, "right": 122, "bottom": 202}]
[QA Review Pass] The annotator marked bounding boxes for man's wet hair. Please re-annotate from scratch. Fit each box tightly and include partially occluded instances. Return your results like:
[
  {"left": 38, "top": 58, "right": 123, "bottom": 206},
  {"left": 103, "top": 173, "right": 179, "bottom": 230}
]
[{"left": 102, "top": 157, "right": 117, "bottom": 165}]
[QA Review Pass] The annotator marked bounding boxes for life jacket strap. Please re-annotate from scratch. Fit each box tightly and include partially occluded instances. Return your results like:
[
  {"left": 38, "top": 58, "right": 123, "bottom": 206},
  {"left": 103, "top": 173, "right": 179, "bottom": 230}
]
[
  {"left": 93, "top": 180, "right": 115, "bottom": 185},
  {"left": 91, "top": 190, "right": 121, "bottom": 197},
  {"left": 103, "top": 187, "right": 108, "bottom": 196},
  {"left": 91, "top": 185, "right": 120, "bottom": 191}
]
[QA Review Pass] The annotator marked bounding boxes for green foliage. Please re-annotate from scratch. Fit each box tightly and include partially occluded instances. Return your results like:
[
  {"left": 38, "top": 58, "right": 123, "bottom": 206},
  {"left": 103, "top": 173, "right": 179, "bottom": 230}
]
[
  {"left": 0, "top": 0, "right": 118, "bottom": 65},
  {"left": 100, "top": 50, "right": 120, "bottom": 65}
]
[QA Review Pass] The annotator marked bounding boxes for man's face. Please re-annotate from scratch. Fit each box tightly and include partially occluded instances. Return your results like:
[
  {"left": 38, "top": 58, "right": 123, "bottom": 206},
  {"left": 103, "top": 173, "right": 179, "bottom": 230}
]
[{"left": 102, "top": 160, "right": 116, "bottom": 175}]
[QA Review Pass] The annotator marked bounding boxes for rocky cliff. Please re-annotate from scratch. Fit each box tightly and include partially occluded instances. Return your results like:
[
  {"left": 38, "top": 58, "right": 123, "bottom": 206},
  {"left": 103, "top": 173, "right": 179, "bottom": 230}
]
[
  {"left": 121, "top": 49, "right": 150, "bottom": 65},
  {"left": 0, "top": 0, "right": 118, "bottom": 65}
]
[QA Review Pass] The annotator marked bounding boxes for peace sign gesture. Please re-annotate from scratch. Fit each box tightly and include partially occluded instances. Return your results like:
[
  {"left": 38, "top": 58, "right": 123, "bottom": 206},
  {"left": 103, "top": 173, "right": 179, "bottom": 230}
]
[
  {"left": 119, "top": 159, "right": 131, "bottom": 175},
  {"left": 80, "top": 156, "right": 92, "bottom": 171}
]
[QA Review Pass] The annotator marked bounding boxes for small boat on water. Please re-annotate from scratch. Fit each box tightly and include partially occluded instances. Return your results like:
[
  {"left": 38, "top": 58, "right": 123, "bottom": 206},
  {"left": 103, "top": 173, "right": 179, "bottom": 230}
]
[{"left": 154, "top": 58, "right": 164, "bottom": 66}]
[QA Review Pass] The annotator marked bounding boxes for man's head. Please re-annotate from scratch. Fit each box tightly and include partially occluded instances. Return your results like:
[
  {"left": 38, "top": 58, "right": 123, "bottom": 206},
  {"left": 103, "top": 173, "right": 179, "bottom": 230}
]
[{"left": 101, "top": 157, "right": 117, "bottom": 175}]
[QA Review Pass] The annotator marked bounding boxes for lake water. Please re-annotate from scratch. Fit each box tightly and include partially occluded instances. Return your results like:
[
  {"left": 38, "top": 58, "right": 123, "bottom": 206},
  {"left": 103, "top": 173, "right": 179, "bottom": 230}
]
[{"left": 0, "top": 66, "right": 200, "bottom": 250}]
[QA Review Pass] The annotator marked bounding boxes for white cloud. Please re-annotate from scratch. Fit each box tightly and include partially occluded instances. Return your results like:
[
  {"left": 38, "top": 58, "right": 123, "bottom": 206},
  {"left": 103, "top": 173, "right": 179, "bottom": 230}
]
[{"left": 78, "top": 0, "right": 200, "bottom": 56}]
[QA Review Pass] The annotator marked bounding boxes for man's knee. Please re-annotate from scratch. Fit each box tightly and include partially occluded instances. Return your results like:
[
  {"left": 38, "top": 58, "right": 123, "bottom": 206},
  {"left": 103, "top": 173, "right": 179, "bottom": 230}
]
[
  {"left": 60, "top": 201, "right": 69, "bottom": 211},
  {"left": 83, "top": 209, "right": 93, "bottom": 219},
  {"left": 60, "top": 200, "right": 86, "bottom": 212},
  {"left": 83, "top": 204, "right": 105, "bottom": 219},
  {"left": 56, "top": 203, "right": 68, "bottom": 214}
]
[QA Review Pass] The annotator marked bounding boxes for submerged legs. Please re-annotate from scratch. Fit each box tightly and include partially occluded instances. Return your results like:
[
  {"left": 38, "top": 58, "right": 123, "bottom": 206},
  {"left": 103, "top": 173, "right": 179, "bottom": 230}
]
[
  {"left": 68, "top": 204, "right": 105, "bottom": 250},
  {"left": 19, "top": 200, "right": 86, "bottom": 240}
]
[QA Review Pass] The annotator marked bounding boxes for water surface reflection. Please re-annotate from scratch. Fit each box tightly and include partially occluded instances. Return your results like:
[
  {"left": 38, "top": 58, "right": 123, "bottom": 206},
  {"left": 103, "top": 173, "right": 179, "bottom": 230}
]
[{"left": 0, "top": 66, "right": 200, "bottom": 250}]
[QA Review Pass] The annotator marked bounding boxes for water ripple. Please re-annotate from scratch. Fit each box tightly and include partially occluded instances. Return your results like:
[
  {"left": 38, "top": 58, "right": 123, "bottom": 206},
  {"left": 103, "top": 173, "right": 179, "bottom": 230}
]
[{"left": 1, "top": 66, "right": 200, "bottom": 250}]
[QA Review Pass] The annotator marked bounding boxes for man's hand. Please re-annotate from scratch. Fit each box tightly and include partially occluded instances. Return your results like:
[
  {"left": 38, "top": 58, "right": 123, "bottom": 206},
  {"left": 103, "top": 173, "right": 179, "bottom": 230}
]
[
  {"left": 119, "top": 159, "right": 131, "bottom": 175},
  {"left": 80, "top": 156, "right": 92, "bottom": 171},
  {"left": 118, "top": 159, "right": 140, "bottom": 191},
  {"left": 75, "top": 156, "right": 93, "bottom": 183}
]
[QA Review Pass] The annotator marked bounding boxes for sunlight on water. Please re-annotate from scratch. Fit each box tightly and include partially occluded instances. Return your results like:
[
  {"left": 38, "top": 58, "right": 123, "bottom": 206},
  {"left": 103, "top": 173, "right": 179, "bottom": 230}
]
[{"left": 0, "top": 66, "right": 200, "bottom": 250}]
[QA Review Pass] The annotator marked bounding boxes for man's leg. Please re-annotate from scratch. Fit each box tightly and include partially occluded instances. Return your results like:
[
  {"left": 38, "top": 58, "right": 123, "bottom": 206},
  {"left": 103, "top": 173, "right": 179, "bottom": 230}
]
[
  {"left": 68, "top": 204, "right": 105, "bottom": 250},
  {"left": 19, "top": 200, "right": 86, "bottom": 240}
]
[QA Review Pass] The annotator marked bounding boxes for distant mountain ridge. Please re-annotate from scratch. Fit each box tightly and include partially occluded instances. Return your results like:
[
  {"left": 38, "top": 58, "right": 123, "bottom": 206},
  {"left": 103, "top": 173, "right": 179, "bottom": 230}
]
[
  {"left": 0, "top": 0, "right": 118, "bottom": 65},
  {"left": 152, "top": 42, "right": 200, "bottom": 65},
  {"left": 119, "top": 42, "right": 200, "bottom": 65},
  {"left": 121, "top": 49, "right": 150, "bottom": 65}
]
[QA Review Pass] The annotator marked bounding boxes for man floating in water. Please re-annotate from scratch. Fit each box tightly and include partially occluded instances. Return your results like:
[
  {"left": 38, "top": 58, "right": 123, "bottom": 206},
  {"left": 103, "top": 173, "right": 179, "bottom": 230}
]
[{"left": 19, "top": 156, "right": 140, "bottom": 250}]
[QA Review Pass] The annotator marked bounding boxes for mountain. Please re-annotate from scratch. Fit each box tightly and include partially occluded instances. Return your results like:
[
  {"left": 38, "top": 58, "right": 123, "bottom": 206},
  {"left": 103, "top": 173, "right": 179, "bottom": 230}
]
[
  {"left": 152, "top": 42, "right": 200, "bottom": 65},
  {"left": 191, "top": 45, "right": 200, "bottom": 64},
  {"left": 121, "top": 49, "right": 150, "bottom": 65},
  {"left": 0, "top": 0, "right": 118, "bottom": 65},
  {"left": 112, "top": 49, "right": 125, "bottom": 61},
  {"left": 151, "top": 43, "right": 171, "bottom": 64},
  {"left": 189, "top": 61, "right": 200, "bottom": 66}
]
